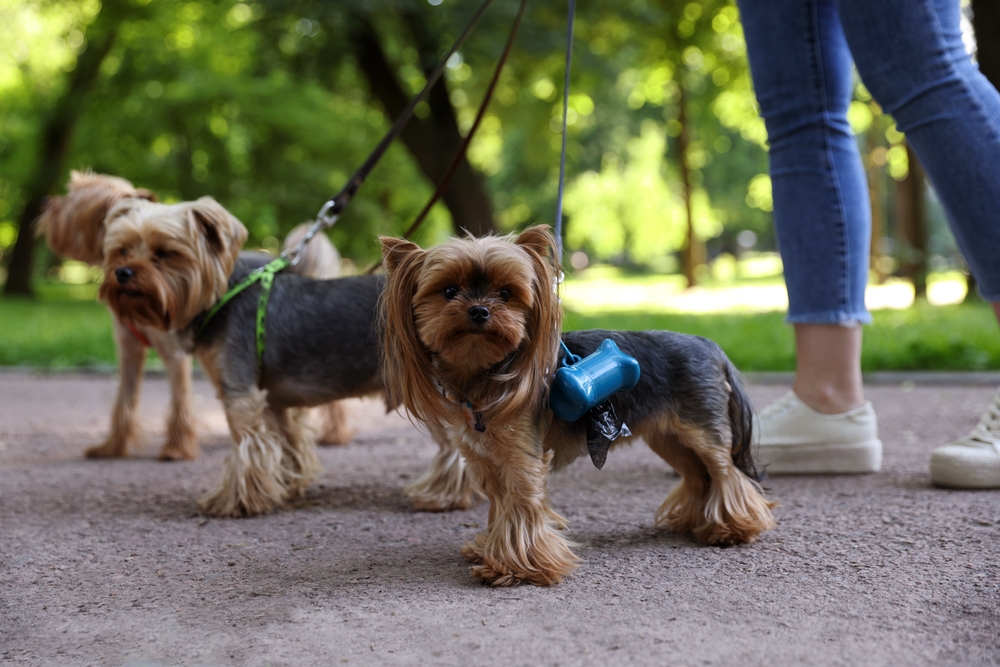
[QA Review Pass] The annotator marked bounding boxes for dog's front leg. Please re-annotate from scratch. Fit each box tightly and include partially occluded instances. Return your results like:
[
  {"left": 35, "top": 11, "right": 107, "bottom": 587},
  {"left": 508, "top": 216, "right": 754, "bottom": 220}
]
[
  {"left": 199, "top": 388, "right": 286, "bottom": 517},
  {"left": 458, "top": 419, "right": 579, "bottom": 586},
  {"left": 86, "top": 318, "right": 145, "bottom": 458},
  {"left": 266, "top": 406, "right": 322, "bottom": 500},
  {"left": 405, "top": 422, "right": 483, "bottom": 512},
  {"left": 148, "top": 330, "right": 199, "bottom": 460}
]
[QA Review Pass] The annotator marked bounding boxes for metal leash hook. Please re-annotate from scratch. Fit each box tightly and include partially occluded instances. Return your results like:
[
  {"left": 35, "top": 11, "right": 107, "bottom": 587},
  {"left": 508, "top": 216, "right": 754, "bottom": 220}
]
[{"left": 280, "top": 198, "right": 343, "bottom": 266}]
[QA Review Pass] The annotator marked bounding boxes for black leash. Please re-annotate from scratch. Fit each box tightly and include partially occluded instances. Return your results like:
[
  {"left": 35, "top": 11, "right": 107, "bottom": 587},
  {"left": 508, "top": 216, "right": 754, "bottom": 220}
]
[
  {"left": 282, "top": 0, "right": 496, "bottom": 264},
  {"left": 367, "top": 0, "right": 529, "bottom": 274},
  {"left": 400, "top": 0, "right": 529, "bottom": 241}
]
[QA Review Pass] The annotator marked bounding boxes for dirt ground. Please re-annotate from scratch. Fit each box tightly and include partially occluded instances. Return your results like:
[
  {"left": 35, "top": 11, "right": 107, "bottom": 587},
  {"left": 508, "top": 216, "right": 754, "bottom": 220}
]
[{"left": 1, "top": 371, "right": 998, "bottom": 667}]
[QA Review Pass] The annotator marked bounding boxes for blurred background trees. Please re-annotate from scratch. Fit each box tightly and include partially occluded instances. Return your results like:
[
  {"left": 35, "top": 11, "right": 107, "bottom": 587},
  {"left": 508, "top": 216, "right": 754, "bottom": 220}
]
[{"left": 0, "top": 0, "right": 990, "bottom": 297}]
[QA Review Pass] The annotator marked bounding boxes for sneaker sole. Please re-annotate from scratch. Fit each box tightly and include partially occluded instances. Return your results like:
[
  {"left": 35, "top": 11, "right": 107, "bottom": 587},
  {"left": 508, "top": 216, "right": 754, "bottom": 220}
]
[
  {"left": 930, "top": 455, "right": 1000, "bottom": 489},
  {"left": 757, "top": 439, "right": 882, "bottom": 475}
]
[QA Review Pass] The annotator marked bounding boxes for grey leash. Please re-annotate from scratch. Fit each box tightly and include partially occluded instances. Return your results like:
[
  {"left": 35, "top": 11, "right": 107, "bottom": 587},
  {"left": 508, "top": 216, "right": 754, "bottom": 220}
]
[{"left": 553, "top": 0, "right": 576, "bottom": 273}]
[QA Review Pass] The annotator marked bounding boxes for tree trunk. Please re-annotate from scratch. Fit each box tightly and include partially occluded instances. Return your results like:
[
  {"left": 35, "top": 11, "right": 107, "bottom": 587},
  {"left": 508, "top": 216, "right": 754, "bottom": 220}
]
[
  {"left": 867, "top": 128, "right": 887, "bottom": 285},
  {"left": 347, "top": 15, "right": 496, "bottom": 238},
  {"left": 3, "top": 3, "right": 121, "bottom": 297},
  {"left": 676, "top": 81, "right": 703, "bottom": 288},
  {"left": 895, "top": 142, "right": 927, "bottom": 298},
  {"left": 967, "top": 0, "right": 999, "bottom": 302}
]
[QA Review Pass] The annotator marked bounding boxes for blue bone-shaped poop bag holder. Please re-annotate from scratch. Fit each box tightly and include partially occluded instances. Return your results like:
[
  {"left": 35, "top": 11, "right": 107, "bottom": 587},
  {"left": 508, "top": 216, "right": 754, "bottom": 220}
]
[{"left": 550, "top": 338, "right": 641, "bottom": 423}]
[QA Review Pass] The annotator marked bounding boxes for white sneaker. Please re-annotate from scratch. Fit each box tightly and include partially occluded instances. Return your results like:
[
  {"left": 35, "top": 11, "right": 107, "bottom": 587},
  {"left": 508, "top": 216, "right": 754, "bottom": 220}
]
[
  {"left": 930, "top": 388, "right": 1000, "bottom": 489},
  {"left": 754, "top": 391, "right": 882, "bottom": 474}
]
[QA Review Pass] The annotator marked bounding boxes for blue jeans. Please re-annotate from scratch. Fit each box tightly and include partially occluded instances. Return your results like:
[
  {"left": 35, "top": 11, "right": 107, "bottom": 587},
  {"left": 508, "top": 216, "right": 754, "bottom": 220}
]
[{"left": 738, "top": 0, "right": 1000, "bottom": 323}]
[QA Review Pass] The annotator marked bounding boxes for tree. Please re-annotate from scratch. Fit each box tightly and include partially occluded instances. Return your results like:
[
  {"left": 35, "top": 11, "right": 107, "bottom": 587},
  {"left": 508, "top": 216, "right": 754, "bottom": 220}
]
[
  {"left": 3, "top": 0, "right": 126, "bottom": 296},
  {"left": 346, "top": 10, "right": 496, "bottom": 237}
]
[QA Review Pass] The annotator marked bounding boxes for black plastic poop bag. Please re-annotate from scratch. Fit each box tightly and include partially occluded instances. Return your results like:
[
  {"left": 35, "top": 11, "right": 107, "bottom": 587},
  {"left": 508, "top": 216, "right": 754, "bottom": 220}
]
[{"left": 584, "top": 400, "right": 632, "bottom": 470}]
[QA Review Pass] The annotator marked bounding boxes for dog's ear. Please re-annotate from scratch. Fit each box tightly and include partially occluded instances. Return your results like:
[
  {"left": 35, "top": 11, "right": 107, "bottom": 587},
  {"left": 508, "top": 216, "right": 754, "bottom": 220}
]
[
  {"left": 514, "top": 225, "right": 557, "bottom": 265},
  {"left": 188, "top": 197, "right": 248, "bottom": 266},
  {"left": 134, "top": 188, "right": 158, "bottom": 203},
  {"left": 379, "top": 238, "right": 449, "bottom": 426},
  {"left": 380, "top": 236, "right": 422, "bottom": 274},
  {"left": 484, "top": 224, "right": 562, "bottom": 425},
  {"left": 33, "top": 195, "right": 63, "bottom": 238}
]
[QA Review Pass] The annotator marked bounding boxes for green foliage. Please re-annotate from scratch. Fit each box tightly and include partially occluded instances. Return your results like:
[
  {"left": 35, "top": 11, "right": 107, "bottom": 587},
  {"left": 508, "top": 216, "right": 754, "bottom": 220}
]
[{"left": 0, "top": 0, "right": 776, "bottom": 274}]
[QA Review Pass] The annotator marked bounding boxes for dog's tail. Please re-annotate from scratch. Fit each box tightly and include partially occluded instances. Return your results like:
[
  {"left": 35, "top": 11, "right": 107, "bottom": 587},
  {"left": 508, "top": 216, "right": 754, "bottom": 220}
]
[
  {"left": 282, "top": 223, "right": 341, "bottom": 280},
  {"left": 724, "top": 358, "right": 760, "bottom": 482}
]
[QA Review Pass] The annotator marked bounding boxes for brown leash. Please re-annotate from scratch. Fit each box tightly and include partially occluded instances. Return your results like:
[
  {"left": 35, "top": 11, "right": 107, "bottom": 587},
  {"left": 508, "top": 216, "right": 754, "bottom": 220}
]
[
  {"left": 282, "top": 0, "right": 496, "bottom": 265},
  {"left": 366, "top": 0, "right": 530, "bottom": 274}
]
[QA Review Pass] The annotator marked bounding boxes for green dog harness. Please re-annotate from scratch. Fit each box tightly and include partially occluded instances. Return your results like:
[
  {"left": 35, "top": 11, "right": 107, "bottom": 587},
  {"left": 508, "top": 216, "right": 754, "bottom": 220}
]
[{"left": 195, "top": 256, "right": 290, "bottom": 376}]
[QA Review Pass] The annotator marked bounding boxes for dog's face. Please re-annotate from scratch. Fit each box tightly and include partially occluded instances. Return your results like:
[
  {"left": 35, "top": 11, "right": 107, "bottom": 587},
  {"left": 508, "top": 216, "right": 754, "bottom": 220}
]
[
  {"left": 380, "top": 226, "right": 562, "bottom": 424},
  {"left": 35, "top": 170, "right": 157, "bottom": 265},
  {"left": 99, "top": 197, "right": 247, "bottom": 331},
  {"left": 412, "top": 235, "right": 541, "bottom": 369}
]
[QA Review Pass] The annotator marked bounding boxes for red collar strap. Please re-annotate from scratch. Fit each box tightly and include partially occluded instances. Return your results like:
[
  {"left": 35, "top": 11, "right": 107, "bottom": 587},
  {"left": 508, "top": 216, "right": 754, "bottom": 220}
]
[{"left": 126, "top": 322, "right": 152, "bottom": 348}]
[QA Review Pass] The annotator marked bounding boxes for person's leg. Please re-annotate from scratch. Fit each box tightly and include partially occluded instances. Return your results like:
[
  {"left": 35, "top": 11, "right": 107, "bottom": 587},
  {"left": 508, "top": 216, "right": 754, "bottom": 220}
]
[
  {"left": 738, "top": 0, "right": 882, "bottom": 473},
  {"left": 835, "top": 0, "right": 1000, "bottom": 488}
]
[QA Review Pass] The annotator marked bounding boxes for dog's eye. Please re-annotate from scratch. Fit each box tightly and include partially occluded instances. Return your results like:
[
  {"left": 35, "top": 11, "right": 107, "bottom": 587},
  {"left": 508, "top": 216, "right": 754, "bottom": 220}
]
[
  {"left": 442, "top": 285, "right": 459, "bottom": 300},
  {"left": 154, "top": 249, "right": 173, "bottom": 260},
  {"left": 118, "top": 248, "right": 127, "bottom": 257},
  {"left": 497, "top": 288, "right": 511, "bottom": 302}
]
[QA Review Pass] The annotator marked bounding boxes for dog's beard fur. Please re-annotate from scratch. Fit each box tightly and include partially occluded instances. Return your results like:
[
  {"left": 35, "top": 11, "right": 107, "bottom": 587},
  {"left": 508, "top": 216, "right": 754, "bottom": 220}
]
[
  {"left": 35, "top": 170, "right": 157, "bottom": 266},
  {"left": 381, "top": 226, "right": 561, "bottom": 429},
  {"left": 99, "top": 197, "right": 247, "bottom": 331}
]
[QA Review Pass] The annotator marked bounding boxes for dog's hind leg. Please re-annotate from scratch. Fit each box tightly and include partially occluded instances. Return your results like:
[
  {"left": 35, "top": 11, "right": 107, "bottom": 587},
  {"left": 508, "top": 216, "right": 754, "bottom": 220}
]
[
  {"left": 86, "top": 318, "right": 145, "bottom": 458},
  {"left": 405, "top": 423, "right": 482, "bottom": 512},
  {"left": 199, "top": 388, "right": 286, "bottom": 517},
  {"left": 148, "top": 329, "right": 199, "bottom": 461},
  {"left": 267, "top": 406, "right": 322, "bottom": 500},
  {"left": 316, "top": 400, "right": 353, "bottom": 445},
  {"left": 648, "top": 422, "right": 775, "bottom": 545}
]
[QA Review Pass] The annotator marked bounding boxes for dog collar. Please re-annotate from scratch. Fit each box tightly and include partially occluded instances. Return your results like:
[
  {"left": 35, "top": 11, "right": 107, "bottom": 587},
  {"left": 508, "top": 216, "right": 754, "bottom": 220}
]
[
  {"left": 195, "top": 256, "right": 290, "bottom": 377},
  {"left": 433, "top": 379, "right": 488, "bottom": 433},
  {"left": 126, "top": 322, "right": 152, "bottom": 348}
]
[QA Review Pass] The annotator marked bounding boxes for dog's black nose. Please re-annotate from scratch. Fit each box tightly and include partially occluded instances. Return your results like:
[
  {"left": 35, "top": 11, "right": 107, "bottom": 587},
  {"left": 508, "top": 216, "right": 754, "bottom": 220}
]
[
  {"left": 468, "top": 305, "right": 490, "bottom": 323},
  {"left": 115, "top": 267, "right": 134, "bottom": 284}
]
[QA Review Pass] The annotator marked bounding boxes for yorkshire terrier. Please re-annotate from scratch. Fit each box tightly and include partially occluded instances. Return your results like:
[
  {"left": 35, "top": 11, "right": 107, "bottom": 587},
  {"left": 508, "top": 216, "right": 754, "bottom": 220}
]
[
  {"left": 36, "top": 171, "right": 347, "bottom": 459},
  {"left": 380, "top": 226, "right": 777, "bottom": 586},
  {"left": 98, "top": 197, "right": 478, "bottom": 517}
]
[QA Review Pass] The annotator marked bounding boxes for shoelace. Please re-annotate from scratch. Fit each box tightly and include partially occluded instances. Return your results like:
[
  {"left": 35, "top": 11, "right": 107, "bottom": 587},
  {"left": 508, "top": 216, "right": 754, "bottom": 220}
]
[
  {"left": 757, "top": 392, "right": 799, "bottom": 421},
  {"left": 957, "top": 389, "right": 1000, "bottom": 453}
]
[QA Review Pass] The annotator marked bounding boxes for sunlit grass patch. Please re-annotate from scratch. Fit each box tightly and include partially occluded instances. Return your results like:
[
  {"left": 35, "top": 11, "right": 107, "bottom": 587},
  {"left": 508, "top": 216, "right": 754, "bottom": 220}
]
[
  {"left": 564, "top": 300, "right": 1000, "bottom": 372},
  {"left": 0, "top": 297, "right": 116, "bottom": 367}
]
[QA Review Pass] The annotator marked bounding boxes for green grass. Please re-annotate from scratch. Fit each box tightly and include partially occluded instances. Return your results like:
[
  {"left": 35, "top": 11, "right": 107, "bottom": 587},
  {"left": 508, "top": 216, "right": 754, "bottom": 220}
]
[
  {"left": 2, "top": 286, "right": 998, "bottom": 371},
  {"left": 566, "top": 300, "right": 1000, "bottom": 372},
  {"left": 0, "top": 297, "right": 117, "bottom": 368}
]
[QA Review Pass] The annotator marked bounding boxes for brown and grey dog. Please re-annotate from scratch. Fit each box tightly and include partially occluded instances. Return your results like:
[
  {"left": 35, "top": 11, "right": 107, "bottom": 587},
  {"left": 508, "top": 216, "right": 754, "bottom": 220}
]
[
  {"left": 36, "top": 171, "right": 347, "bottom": 460},
  {"left": 380, "top": 226, "right": 777, "bottom": 586},
  {"left": 96, "top": 196, "right": 478, "bottom": 517}
]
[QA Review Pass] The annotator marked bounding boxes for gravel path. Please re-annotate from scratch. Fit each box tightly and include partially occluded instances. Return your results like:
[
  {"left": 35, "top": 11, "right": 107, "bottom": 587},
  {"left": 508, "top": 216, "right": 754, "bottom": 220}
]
[{"left": 1, "top": 373, "right": 998, "bottom": 667}]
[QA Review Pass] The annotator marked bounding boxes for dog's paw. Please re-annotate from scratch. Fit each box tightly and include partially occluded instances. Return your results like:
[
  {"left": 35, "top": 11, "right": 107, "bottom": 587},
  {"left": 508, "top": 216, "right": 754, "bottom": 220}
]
[
  {"left": 460, "top": 534, "right": 487, "bottom": 564},
  {"left": 317, "top": 424, "right": 352, "bottom": 446},
  {"left": 158, "top": 441, "right": 198, "bottom": 461},
  {"left": 470, "top": 563, "right": 523, "bottom": 587},
  {"left": 409, "top": 489, "right": 478, "bottom": 512},
  {"left": 316, "top": 402, "right": 352, "bottom": 446},
  {"left": 84, "top": 440, "right": 128, "bottom": 458}
]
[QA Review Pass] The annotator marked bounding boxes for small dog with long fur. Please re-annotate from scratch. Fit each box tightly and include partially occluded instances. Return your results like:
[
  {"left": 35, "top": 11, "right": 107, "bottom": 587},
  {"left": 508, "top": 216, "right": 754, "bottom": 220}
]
[
  {"left": 97, "top": 196, "right": 478, "bottom": 517},
  {"left": 380, "top": 226, "right": 777, "bottom": 586},
  {"left": 36, "top": 171, "right": 348, "bottom": 459}
]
